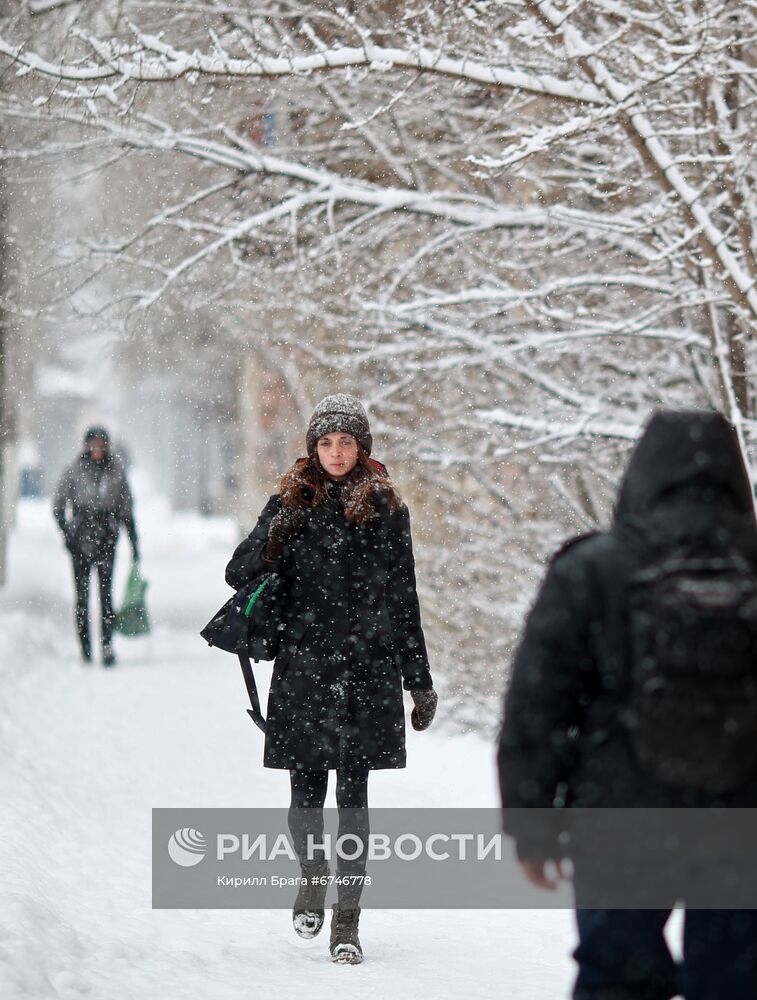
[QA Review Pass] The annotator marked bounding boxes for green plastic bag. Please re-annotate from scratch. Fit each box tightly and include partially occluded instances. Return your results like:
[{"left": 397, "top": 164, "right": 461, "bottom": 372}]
[{"left": 115, "top": 563, "right": 151, "bottom": 637}]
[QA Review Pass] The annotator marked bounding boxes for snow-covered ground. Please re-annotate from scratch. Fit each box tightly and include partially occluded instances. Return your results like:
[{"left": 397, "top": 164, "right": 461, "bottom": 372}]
[{"left": 0, "top": 480, "right": 576, "bottom": 1000}]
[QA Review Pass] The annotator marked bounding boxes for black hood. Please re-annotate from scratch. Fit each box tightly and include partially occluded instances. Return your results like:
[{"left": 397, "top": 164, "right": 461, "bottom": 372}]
[{"left": 614, "top": 410, "right": 756, "bottom": 537}]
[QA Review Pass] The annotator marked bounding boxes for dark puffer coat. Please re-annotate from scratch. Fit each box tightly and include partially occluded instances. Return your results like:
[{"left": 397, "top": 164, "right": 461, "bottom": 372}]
[
  {"left": 53, "top": 452, "right": 138, "bottom": 560},
  {"left": 226, "top": 474, "right": 433, "bottom": 771},
  {"left": 498, "top": 411, "right": 757, "bottom": 854}
]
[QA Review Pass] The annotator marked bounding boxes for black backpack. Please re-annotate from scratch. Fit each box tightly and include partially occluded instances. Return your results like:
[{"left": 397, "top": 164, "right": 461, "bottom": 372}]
[{"left": 626, "top": 544, "right": 757, "bottom": 794}]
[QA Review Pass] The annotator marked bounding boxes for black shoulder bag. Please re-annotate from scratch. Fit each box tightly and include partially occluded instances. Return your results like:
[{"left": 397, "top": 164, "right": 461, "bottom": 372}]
[{"left": 200, "top": 572, "right": 288, "bottom": 732}]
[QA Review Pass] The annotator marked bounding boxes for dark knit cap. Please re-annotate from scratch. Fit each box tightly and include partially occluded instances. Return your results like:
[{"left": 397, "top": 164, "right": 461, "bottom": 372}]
[
  {"left": 306, "top": 394, "right": 372, "bottom": 456},
  {"left": 84, "top": 425, "right": 110, "bottom": 445}
]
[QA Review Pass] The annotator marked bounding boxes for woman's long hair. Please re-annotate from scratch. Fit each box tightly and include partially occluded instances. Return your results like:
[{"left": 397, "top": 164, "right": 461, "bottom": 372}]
[{"left": 279, "top": 446, "right": 402, "bottom": 525}]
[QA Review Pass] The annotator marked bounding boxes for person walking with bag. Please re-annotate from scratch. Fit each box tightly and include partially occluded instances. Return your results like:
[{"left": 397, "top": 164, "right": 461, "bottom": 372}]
[
  {"left": 498, "top": 410, "right": 757, "bottom": 1000},
  {"left": 53, "top": 426, "right": 140, "bottom": 666},
  {"left": 225, "top": 394, "right": 437, "bottom": 964}
]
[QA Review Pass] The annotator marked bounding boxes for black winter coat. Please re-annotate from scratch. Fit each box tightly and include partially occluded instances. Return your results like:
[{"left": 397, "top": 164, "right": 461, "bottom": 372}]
[
  {"left": 226, "top": 481, "right": 433, "bottom": 771},
  {"left": 498, "top": 411, "right": 757, "bottom": 856}
]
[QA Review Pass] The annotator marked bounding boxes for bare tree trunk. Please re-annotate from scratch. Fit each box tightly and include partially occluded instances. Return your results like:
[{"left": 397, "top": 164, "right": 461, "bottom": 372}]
[
  {"left": 723, "top": 15, "right": 751, "bottom": 419},
  {"left": 0, "top": 159, "right": 13, "bottom": 586},
  {"left": 726, "top": 313, "right": 750, "bottom": 419}
]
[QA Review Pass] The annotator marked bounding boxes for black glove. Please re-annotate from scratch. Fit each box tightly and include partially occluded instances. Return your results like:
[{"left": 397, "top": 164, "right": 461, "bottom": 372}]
[
  {"left": 266, "top": 505, "right": 306, "bottom": 559},
  {"left": 410, "top": 688, "right": 438, "bottom": 731}
]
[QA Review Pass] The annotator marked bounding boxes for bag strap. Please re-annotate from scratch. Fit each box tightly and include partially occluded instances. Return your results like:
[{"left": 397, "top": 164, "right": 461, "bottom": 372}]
[{"left": 237, "top": 653, "right": 267, "bottom": 732}]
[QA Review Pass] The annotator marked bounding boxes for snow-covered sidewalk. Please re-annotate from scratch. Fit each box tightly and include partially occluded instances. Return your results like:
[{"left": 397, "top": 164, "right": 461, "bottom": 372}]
[{"left": 0, "top": 491, "right": 575, "bottom": 1000}]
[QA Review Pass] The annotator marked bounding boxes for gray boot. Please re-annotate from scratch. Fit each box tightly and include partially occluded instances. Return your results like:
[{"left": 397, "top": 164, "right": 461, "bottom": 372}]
[
  {"left": 329, "top": 903, "right": 363, "bottom": 964},
  {"left": 292, "top": 859, "right": 329, "bottom": 939}
]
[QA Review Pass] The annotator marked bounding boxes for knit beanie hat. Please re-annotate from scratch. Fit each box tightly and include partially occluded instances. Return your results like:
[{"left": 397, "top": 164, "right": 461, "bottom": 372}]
[
  {"left": 306, "top": 394, "right": 372, "bottom": 456},
  {"left": 83, "top": 425, "right": 110, "bottom": 445}
]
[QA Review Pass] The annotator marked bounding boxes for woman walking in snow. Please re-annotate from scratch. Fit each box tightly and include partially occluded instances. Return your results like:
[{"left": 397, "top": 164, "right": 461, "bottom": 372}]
[{"left": 225, "top": 394, "right": 437, "bottom": 964}]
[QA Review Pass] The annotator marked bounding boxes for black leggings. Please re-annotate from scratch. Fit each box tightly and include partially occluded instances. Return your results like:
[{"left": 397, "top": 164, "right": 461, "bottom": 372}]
[
  {"left": 288, "top": 766, "right": 370, "bottom": 904},
  {"left": 72, "top": 549, "right": 116, "bottom": 656}
]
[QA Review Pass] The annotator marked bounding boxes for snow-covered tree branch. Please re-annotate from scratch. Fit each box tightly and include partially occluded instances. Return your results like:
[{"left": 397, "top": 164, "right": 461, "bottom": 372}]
[{"left": 2, "top": 0, "right": 755, "bottom": 691}]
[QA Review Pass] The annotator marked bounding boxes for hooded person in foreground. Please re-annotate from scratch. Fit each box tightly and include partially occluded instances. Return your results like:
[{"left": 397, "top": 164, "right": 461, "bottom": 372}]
[
  {"left": 498, "top": 410, "right": 757, "bottom": 1000},
  {"left": 53, "top": 426, "right": 139, "bottom": 666}
]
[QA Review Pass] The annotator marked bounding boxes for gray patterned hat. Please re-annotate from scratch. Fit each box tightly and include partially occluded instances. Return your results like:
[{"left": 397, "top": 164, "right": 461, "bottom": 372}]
[{"left": 306, "top": 394, "right": 372, "bottom": 456}]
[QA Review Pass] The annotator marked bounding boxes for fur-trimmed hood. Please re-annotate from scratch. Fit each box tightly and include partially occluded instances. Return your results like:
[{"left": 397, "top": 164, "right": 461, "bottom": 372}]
[{"left": 279, "top": 455, "right": 402, "bottom": 525}]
